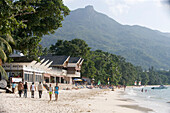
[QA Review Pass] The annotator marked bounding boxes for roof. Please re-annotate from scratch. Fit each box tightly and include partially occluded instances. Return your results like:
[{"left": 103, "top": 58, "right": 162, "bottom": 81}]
[
  {"left": 69, "top": 57, "right": 81, "bottom": 63},
  {"left": 10, "top": 56, "right": 34, "bottom": 63},
  {"left": 40, "top": 55, "right": 69, "bottom": 66}
]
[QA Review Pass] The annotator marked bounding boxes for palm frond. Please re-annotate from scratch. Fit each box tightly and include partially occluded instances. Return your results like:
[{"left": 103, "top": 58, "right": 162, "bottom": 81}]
[
  {"left": 0, "top": 37, "right": 12, "bottom": 53},
  {"left": 0, "top": 65, "right": 8, "bottom": 80},
  {"left": 0, "top": 48, "right": 7, "bottom": 62},
  {"left": 6, "top": 34, "right": 15, "bottom": 45}
]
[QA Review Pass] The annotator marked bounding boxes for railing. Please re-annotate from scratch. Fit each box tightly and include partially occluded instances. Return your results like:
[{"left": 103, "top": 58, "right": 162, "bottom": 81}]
[
  {"left": 2, "top": 64, "right": 23, "bottom": 70},
  {"left": 67, "top": 71, "right": 80, "bottom": 77}
]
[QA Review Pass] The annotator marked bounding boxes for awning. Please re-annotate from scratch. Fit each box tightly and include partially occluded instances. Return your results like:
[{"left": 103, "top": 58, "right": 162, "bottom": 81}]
[
  {"left": 56, "top": 75, "right": 64, "bottom": 77},
  {"left": 43, "top": 73, "right": 50, "bottom": 77}
]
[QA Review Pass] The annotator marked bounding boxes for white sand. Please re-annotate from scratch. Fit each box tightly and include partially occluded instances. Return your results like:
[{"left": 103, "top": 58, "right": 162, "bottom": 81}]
[{"left": 0, "top": 88, "right": 153, "bottom": 113}]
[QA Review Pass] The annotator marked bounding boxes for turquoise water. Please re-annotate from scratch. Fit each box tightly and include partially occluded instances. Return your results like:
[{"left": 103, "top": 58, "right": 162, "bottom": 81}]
[{"left": 124, "top": 86, "right": 170, "bottom": 113}]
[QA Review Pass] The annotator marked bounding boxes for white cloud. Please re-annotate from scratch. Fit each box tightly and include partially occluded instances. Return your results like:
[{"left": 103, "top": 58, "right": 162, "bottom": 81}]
[
  {"left": 104, "top": 0, "right": 166, "bottom": 16},
  {"left": 109, "top": 4, "right": 129, "bottom": 16},
  {"left": 155, "top": 0, "right": 170, "bottom": 7},
  {"left": 105, "top": 0, "right": 133, "bottom": 16},
  {"left": 63, "top": 0, "right": 77, "bottom": 4},
  {"left": 124, "top": 0, "right": 146, "bottom": 5}
]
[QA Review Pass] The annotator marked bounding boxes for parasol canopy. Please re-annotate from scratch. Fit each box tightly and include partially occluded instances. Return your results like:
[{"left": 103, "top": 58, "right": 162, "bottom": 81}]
[{"left": 73, "top": 78, "right": 82, "bottom": 81}]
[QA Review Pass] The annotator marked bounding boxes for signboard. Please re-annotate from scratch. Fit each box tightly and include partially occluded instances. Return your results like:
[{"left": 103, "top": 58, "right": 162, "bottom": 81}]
[
  {"left": 12, "top": 77, "right": 22, "bottom": 83},
  {"left": 0, "top": 80, "right": 7, "bottom": 88}
]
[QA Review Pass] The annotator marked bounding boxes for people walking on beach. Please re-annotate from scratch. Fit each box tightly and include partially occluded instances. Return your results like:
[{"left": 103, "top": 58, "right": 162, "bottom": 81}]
[
  {"left": 38, "top": 82, "right": 43, "bottom": 98},
  {"left": 18, "top": 82, "right": 23, "bottom": 97},
  {"left": 24, "top": 82, "right": 28, "bottom": 98},
  {"left": 12, "top": 82, "right": 16, "bottom": 93},
  {"left": 49, "top": 84, "right": 53, "bottom": 101},
  {"left": 123, "top": 85, "right": 126, "bottom": 91},
  {"left": 30, "top": 82, "right": 36, "bottom": 98},
  {"left": 54, "top": 83, "right": 59, "bottom": 101}
]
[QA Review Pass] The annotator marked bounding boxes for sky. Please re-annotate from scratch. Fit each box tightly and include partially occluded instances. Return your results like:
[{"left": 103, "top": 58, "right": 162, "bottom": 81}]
[{"left": 63, "top": 0, "right": 170, "bottom": 33}]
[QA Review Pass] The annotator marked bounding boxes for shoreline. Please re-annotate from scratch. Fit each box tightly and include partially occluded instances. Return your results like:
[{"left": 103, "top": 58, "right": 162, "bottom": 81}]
[{"left": 0, "top": 87, "right": 154, "bottom": 113}]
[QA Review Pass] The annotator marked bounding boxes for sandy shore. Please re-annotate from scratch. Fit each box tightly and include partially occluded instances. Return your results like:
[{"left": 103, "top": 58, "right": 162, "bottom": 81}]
[{"left": 0, "top": 88, "right": 153, "bottom": 113}]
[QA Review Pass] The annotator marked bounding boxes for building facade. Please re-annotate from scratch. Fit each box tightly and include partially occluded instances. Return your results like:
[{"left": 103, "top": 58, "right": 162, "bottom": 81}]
[{"left": 2, "top": 55, "right": 84, "bottom": 84}]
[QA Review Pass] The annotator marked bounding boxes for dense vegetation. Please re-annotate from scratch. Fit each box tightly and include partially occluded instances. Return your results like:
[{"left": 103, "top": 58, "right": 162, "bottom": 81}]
[
  {"left": 41, "top": 5, "right": 170, "bottom": 69},
  {"left": 1, "top": 1, "right": 170, "bottom": 85},
  {"left": 0, "top": 0, "right": 70, "bottom": 79},
  {"left": 48, "top": 39, "right": 170, "bottom": 85}
]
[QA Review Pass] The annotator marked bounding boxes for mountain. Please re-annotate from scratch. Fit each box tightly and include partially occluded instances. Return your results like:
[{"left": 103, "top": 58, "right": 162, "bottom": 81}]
[{"left": 41, "top": 5, "right": 170, "bottom": 69}]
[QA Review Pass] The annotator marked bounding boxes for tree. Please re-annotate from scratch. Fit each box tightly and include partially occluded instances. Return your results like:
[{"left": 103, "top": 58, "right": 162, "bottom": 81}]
[
  {"left": 0, "top": 0, "right": 70, "bottom": 59},
  {"left": 141, "top": 72, "right": 149, "bottom": 85},
  {"left": 48, "top": 39, "right": 170, "bottom": 85},
  {"left": 49, "top": 39, "right": 91, "bottom": 57},
  {"left": 0, "top": 34, "right": 15, "bottom": 80},
  {"left": 0, "top": 0, "right": 70, "bottom": 80}
]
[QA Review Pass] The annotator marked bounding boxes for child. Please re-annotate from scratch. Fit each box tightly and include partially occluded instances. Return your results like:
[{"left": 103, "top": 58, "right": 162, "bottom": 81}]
[
  {"left": 12, "top": 82, "right": 16, "bottom": 93},
  {"left": 49, "top": 84, "right": 53, "bottom": 101},
  {"left": 54, "top": 83, "right": 59, "bottom": 101}
]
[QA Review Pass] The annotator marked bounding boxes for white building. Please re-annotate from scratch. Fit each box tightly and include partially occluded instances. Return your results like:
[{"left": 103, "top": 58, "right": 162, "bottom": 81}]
[{"left": 2, "top": 55, "right": 84, "bottom": 84}]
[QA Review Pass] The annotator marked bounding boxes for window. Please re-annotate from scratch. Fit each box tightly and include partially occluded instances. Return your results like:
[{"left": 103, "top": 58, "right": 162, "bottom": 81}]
[
  {"left": 35, "top": 75, "right": 38, "bottom": 82},
  {"left": 35, "top": 75, "right": 42, "bottom": 82},
  {"left": 29, "top": 74, "right": 33, "bottom": 82},
  {"left": 24, "top": 74, "right": 28, "bottom": 81},
  {"left": 24, "top": 74, "right": 32, "bottom": 82}
]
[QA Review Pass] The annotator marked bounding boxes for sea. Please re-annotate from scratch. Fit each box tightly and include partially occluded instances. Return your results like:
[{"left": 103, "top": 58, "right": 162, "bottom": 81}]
[{"left": 124, "top": 86, "right": 170, "bottom": 113}]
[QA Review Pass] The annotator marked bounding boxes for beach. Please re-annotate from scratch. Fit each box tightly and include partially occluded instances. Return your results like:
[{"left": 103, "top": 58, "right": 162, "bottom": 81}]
[{"left": 0, "top": 87, "right": 155, "bottom": 113}]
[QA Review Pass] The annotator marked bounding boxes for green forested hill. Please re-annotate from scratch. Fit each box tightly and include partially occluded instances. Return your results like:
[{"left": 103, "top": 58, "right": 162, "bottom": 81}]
[{"left": 41, "top": 5, "right": 170, "bottom": 69}]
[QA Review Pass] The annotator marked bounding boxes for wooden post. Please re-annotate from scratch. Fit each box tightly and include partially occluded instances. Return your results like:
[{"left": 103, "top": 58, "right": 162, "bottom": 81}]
[
  {"left": 70, "top": 77, "right": 72, "bottom": 84},
  {"left": 33, "top": 72, "right": 35, "bottom": 83},
  {"left": 59, "top": 77, "right": 61, "bottom": 83},
  {"left": 42, "top": 73, "right": 44, "bottom": 83}
]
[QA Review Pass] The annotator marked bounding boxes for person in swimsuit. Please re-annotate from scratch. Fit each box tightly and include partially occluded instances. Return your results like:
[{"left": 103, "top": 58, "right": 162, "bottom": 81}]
[
  {"left": 54, "top": 83, "right": 59, "bottom": 101},
  {"left": 49, "top": 84, "right": 53, "bottom": 101},
  {"left": 12, "top": 82, "right": 16, "bottom": 93}
]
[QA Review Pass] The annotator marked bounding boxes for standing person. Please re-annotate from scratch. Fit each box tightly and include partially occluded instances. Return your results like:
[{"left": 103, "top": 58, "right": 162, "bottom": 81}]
[
  {"left": 124, "top": 85, "right": 126, "bottom": 91},
  {"left": 54, "top": 83, "right": 59, "bottom": 101},
  {"left": 18, "top": 82, "right": 23, "bottom": 97},
  {"left": 38, "top": 82, "right": 43, "bottom": 98},
  {"left": 30, "top": 82, "right": 36, "bottom": 98},
  {"left": 49, "top": 84, "right": 53, "bottom": 101},
  {"left": 12, "top": 82, "right": 16, "bottom": 93},
  {"left": 24, "top": 82, "right": 28, "bottom": 98}
]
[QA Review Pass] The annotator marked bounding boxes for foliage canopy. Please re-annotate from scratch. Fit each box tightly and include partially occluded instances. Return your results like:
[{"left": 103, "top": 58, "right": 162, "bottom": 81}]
[{"left": 48, "top": 39, "right": 170, "bottom": 85}]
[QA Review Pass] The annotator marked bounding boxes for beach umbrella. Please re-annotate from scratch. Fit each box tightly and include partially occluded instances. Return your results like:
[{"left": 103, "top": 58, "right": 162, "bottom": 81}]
[
  {"left": 73, "top": 78, "right": 82, "bottom": 81},
  {"left": 82, "top": 78, "right": 87, "bottom": 81}
]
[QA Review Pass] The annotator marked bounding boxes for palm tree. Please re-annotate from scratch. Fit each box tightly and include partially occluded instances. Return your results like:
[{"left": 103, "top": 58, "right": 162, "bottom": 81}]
[{"left": 0, "top": 34, "right": 14, "bottom": 80}]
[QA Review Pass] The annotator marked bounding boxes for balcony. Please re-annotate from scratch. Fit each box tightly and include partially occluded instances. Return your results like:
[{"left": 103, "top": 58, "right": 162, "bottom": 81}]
[{"left": 67, "top": 71, "right": 80, "bottom": 77}]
